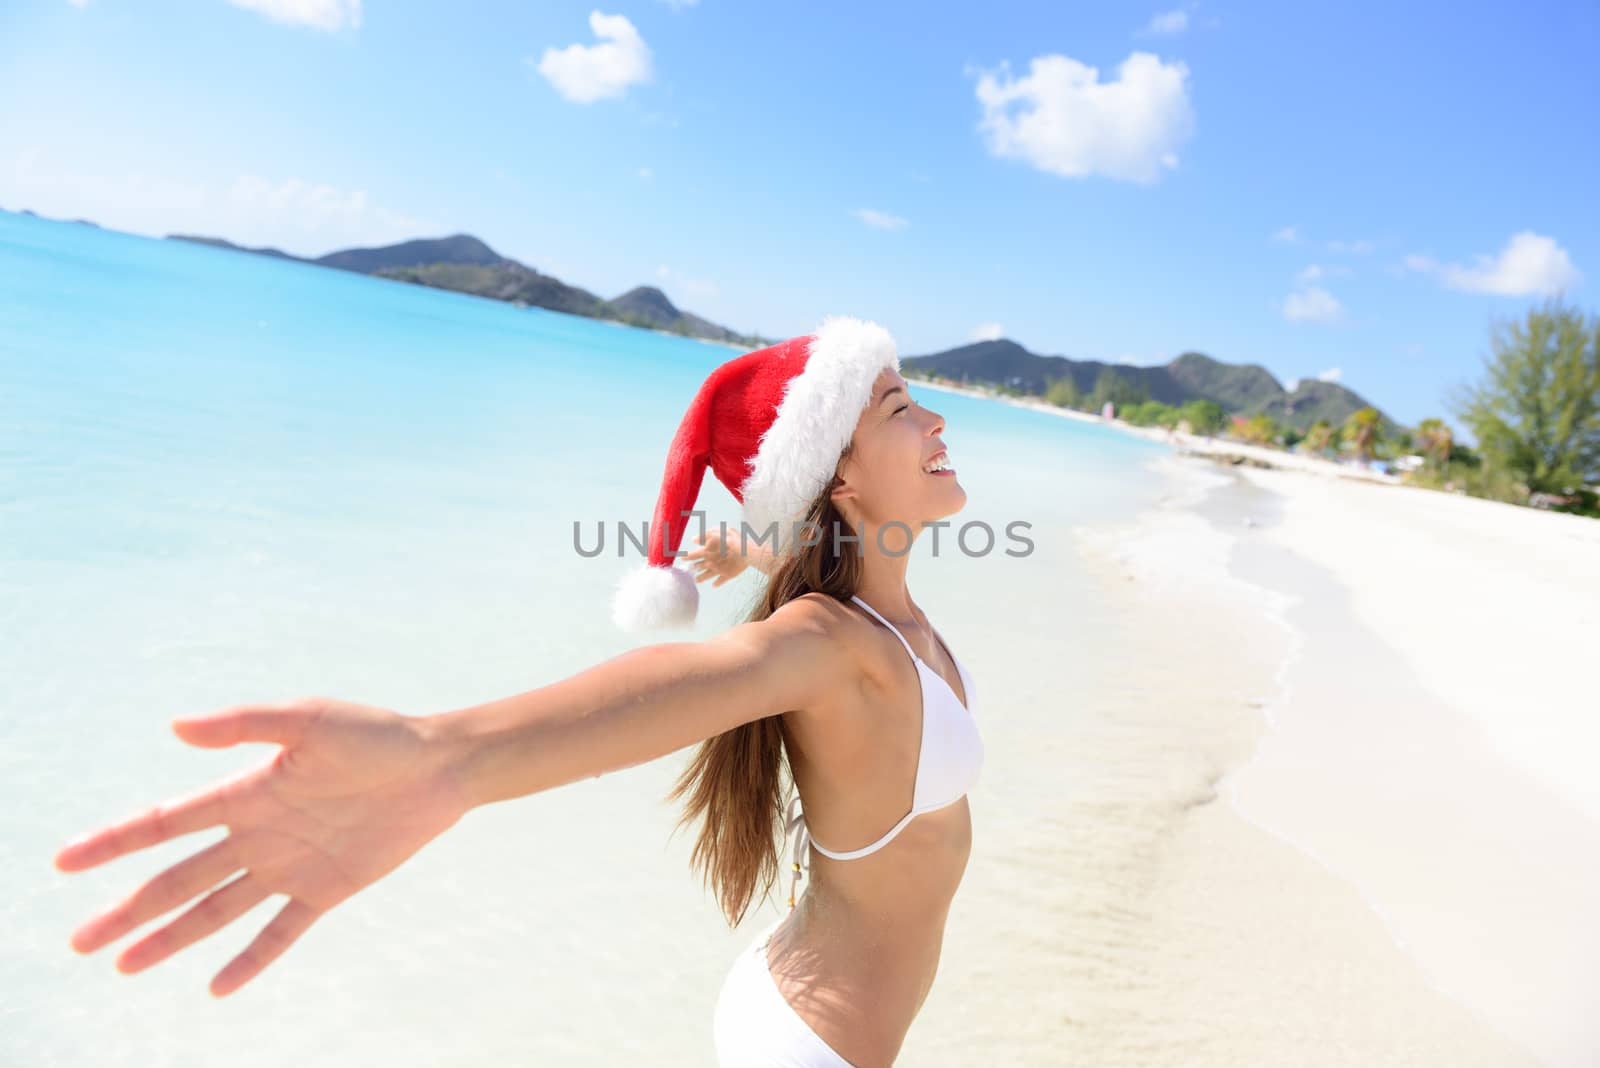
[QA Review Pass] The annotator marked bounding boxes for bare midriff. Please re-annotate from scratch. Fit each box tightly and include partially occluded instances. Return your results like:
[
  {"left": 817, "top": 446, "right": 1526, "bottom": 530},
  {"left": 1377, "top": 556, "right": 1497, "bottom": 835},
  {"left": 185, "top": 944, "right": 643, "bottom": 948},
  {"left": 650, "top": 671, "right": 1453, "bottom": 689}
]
[{"left": 764, "top": 800, "right": 972, "bottom": 1068}]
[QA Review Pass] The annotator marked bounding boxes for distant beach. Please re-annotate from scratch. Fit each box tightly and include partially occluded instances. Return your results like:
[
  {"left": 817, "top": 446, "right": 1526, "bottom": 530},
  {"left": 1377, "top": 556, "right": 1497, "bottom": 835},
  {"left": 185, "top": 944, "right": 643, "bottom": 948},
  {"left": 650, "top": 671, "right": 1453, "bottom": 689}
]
[{"left": 912, "top": 374, "right": 1403, "bottom": 485}]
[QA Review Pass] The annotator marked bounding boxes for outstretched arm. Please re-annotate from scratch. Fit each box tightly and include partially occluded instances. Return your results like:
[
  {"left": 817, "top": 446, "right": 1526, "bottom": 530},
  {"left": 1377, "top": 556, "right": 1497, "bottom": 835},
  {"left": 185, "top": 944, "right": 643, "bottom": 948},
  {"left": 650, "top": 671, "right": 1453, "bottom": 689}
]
[
  {"left": 425, "top": 595, "right": 842, "bottom": 807},
  {"left": 52, "top": 594, "right": 850, "bottom": 996}
]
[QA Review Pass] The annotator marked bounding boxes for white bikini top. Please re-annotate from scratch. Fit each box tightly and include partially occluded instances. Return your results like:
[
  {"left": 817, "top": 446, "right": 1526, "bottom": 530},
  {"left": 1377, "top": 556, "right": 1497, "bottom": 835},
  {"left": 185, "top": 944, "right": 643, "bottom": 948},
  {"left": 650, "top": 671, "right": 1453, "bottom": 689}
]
[{"left": 784, "top": 594, "right": 984, "bottom": 908}]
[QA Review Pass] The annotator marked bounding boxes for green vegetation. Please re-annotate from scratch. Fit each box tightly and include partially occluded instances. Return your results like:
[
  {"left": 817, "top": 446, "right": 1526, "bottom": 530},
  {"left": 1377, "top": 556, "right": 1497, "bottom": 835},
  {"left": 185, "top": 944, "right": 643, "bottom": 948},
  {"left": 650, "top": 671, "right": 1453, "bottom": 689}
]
[
  {"left": 1448, "top": 298, "right": 1599, "bottom": 497},
  {"left": 1044, "top": 376, "right": 1080, "bottom": 408},
  {"left": 1342, "top": 407, "right": 1382, "bottom": 463},
  {"left": 1302, "top": 420, "right": 1335, "bottom": 455},
  {"left": 1404, "top": 299, "right": 1599, "bottom": 516},
  {"left": 1123, "top": 400, "right": 1181, "bottom": 428},
  {"left": 1177, "top": 399, "right": 1227, "bottom": 435},
  {"left": 897, "top": 303, "right": 1597, "bottom": 520},
  {"left": 1087, "top": 368, "right": 1148, "bottom": 412}
]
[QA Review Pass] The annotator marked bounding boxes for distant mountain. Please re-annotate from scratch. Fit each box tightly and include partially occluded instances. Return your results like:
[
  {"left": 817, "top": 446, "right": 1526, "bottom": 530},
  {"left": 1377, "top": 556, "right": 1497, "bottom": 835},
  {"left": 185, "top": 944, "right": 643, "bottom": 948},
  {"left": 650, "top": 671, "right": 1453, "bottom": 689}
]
[
  {"left": 168, "top": 234, "right": 299, "bottom": 262},
  {"left": 377, "top": 261, "right": 609, "bottom": 318},
  {"left": 904, "top": 338, "right": 1399, "bottom": 433},
  {"left": 164, "top": 231, "right": 769, "bottom": 347},
  {"left": 607, "top": 286, "right": 747, "bottom": 344},
  {"left": 314, "top": 234, "right": 502, "bottom": 274}
]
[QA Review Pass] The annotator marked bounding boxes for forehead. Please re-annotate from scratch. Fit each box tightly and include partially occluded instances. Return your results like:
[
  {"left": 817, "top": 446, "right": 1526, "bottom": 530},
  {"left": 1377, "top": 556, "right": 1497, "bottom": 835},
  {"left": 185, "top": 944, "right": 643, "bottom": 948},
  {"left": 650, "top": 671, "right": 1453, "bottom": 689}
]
[{"left": 871, "top": 367, "right": 907, "bottom": 398}]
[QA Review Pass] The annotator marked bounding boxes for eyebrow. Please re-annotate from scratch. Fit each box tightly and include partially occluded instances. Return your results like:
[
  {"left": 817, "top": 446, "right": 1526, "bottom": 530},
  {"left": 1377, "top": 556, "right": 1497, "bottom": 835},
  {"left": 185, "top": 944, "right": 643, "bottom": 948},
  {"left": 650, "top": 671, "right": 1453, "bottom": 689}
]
[{"left": 876, "top": 384, "right": 906, "bottom": 406}]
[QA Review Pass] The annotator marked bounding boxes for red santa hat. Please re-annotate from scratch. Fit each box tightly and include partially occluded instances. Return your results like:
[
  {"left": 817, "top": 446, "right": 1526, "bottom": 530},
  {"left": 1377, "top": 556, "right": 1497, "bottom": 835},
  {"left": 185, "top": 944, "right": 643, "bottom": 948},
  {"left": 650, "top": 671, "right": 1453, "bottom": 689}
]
[{"left": 611, "top": 315, "right": 900, "bottom": 631}]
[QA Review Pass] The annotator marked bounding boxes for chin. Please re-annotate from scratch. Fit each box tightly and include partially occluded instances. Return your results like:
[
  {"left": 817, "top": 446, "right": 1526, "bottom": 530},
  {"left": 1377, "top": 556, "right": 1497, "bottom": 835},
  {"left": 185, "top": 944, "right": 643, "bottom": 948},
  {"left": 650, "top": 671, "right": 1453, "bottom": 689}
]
[{"left": 928, "top": 480, "right": 967, "bottom": 519}]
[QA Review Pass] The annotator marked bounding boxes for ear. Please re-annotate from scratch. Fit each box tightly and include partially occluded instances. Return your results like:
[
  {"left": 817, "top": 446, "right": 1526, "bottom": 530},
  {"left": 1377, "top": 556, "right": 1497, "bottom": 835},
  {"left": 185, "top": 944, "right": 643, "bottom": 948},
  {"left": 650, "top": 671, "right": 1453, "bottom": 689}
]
[{"left": 827, "top": 466, "right": 857, "bottom": 507}]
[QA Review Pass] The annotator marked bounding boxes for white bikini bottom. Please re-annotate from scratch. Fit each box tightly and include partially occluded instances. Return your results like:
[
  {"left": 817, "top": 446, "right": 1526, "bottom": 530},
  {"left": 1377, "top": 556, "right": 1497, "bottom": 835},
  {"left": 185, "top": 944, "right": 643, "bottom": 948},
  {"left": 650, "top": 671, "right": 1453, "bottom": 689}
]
[{"left": 712, "top": 915, "right": 858, "bottom": 1067}]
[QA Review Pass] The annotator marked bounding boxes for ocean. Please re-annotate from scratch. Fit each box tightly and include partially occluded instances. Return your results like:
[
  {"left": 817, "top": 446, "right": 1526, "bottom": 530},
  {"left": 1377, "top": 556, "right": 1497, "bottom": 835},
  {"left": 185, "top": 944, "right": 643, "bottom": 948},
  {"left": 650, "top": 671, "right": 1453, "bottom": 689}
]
[{"left": 1, "top": 208, "right": 1179, "bottom": 1066}]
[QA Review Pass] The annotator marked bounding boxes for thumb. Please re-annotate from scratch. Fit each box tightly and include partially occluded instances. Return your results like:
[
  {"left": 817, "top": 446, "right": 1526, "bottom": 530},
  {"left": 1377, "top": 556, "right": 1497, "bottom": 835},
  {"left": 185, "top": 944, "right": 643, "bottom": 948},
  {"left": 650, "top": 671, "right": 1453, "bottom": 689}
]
[{"left": 173, "top": 701, "right": 321, "bottom": 749}]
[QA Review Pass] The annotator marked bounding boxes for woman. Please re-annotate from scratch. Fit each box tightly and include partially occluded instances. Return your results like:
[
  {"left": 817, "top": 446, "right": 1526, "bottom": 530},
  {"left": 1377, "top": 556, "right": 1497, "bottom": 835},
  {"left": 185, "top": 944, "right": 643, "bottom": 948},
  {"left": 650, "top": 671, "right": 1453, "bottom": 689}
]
[{"left": 53, "top": 315, "right": 983, "bottom": 1068}]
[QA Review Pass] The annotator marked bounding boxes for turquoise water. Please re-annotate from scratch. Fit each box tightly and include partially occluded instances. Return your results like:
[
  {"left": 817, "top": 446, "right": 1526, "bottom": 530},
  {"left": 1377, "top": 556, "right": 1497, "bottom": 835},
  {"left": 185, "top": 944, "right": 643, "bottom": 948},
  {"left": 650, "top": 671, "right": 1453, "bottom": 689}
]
[{"left": 1, "top": 209, "right": 1174, "bottom": 1065}]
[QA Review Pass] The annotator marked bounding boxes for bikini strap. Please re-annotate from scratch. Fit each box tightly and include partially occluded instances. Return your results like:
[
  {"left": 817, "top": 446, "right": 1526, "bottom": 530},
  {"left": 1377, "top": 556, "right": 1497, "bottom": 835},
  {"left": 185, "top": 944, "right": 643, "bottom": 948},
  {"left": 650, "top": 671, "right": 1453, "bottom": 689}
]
[
  {"left": 784, "top": 794, "right": 809, "bottom": 911},
  {"left": 849, "top": 594, "right": 919, "bottom": 663}
]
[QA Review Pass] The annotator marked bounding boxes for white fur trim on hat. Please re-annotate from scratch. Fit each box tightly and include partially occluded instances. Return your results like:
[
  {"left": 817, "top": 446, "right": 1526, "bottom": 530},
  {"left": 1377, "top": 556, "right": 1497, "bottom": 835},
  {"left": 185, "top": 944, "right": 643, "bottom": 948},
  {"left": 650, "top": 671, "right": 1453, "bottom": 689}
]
[
  {"left": 612, "top": 563, "right": 699, "bottom": 631},
  {"left": 738, "top": 316, "right": 900, "bottom": 555}
]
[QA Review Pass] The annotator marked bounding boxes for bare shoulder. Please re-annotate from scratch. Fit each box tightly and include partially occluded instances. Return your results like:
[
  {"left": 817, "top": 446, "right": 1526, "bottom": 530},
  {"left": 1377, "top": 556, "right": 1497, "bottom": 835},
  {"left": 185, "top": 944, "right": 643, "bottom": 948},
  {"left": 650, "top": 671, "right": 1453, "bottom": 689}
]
[{"left": 707, "top": 592, "right": 873, "bottom": 715}]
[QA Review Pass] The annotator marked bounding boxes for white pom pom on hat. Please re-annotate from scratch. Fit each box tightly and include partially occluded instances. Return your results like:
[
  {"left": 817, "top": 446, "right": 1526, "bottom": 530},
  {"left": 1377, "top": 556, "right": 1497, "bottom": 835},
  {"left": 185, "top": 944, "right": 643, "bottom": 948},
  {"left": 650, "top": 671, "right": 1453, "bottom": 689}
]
[{"left": 611, "top": 315, "right": 900, "bottom": 632}]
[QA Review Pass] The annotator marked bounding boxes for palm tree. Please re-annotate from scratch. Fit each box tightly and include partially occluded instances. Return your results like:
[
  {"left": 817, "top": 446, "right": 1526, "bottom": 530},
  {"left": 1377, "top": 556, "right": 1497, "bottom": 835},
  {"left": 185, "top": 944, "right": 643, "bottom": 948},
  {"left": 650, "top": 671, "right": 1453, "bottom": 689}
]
[
  {"left": 1414, "top": 417, "right": 1454, "bottom": 470},
  {"left": 1342, "top": 407, "right": 1381, "bottom": 463}
]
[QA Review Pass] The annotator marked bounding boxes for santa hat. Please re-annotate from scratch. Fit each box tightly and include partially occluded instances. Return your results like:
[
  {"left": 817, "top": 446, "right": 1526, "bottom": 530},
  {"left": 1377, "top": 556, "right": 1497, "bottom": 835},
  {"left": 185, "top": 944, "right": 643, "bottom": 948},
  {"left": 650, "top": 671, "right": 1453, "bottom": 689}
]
[{"left": 611, "top": 315, "right": 900, "bottom": 631}]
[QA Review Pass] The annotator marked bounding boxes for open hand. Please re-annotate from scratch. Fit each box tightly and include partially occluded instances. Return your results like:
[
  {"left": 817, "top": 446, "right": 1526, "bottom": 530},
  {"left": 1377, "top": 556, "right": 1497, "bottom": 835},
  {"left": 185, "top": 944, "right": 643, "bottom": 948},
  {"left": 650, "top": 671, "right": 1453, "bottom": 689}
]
[
  {"left": 53, "top": 696, "right": 469, "bottom": 997},
  {"left": 685, "top": 527, "right": 759, "bottom": 585}
]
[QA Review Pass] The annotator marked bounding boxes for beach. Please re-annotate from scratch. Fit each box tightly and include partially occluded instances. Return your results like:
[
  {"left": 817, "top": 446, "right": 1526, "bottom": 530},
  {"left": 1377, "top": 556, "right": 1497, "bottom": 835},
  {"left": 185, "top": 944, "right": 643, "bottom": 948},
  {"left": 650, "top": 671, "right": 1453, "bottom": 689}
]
[
  {"left": 1049, "top": 452, "right": 1596, "bottom": 1066},
  {"left": 10, "top": 210, "right": 1597, "bottom": 1065},
  {"left": 902, "top": 375, "right": 1599, "bottom": 1066}
]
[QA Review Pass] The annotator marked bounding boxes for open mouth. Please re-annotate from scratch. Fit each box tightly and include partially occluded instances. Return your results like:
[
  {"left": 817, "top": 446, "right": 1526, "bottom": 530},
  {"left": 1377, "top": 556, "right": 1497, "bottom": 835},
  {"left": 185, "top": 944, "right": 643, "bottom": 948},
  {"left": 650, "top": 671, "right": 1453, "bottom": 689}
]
[{"left": 922, "top": 450, "right": 955, "bottom": 476}]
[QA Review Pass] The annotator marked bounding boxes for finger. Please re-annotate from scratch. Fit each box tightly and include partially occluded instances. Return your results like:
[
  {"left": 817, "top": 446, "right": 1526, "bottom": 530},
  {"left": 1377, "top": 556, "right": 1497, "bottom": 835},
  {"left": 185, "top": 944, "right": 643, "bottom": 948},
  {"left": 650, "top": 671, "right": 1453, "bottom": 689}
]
[
  {"left": 54, "top": 768, "right": 252, "bottom": 873},
  {"left": 116, "top": 872, "right": 270, "bottom": 975},
  {"left": 172, "top": 700, "right": 323, "bottom": 750},
  {"left": 70, "top": 837, "right": 243, "bottom": 953},
  {"left": 210, "top": 898, "right": 321, "bottom": 998}
]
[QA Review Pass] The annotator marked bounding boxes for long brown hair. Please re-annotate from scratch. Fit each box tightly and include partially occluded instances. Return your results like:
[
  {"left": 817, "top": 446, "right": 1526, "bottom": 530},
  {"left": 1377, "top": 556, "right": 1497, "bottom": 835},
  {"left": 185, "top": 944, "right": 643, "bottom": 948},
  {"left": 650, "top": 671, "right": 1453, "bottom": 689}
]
[{"left": 664, "top": 451, "right": 864, "bottom": 928}]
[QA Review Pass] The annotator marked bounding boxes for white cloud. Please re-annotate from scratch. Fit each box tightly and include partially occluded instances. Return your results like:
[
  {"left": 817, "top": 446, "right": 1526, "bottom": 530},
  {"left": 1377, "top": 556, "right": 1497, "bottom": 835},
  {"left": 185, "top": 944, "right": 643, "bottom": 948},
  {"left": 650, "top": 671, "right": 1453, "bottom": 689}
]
[
  {"left": 1283, "top": 286, "right": 1344, "bottom": 323},
  {"left": 225, "top": 175, "right": 428, "bottom": 241},
  {"left": 1297, "top": 263, "right": 1351, "bottom": 284},
  {"left": 1328, "top": 237, "right": 1375, "bottom": 254},
  {"left": 536, "top": 11, "right": 653, "bottom": 104},
  {"left": 1272, "top": 225, "right": 1299, "bottom": 243},
  {"left": 854, "top": 208, "right": 908, "bottom": 230},
  {"left": 974, "top": 50, "right": 1194, "bottom": 184},
  {"left": 225, "top": 0, "right": 361, "bottom": 31},
  {"left": 3, "top": 147, "right": 438, "bottom": 256},
  {"left": 655, "top": 264, "right": 718, "bottom": 303},
  {"left": 1145, "top": 9, "right": 1189, "bottom": 34},
  {"left": 969, "top": 322, "right": 1004, "bottom": 342},
  {"left": 1405, "top": 231, "right": 1581, "bottom": 296},
  {"left": 637, "top": 166, "right": 654, "bottom": 181}
]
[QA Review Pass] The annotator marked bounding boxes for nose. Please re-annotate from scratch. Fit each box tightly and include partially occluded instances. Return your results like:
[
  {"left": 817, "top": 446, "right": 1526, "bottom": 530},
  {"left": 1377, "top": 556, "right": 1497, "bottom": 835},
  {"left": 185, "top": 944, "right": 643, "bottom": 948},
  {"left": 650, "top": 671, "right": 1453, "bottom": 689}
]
[{"left": 923, "top": 405, "right": 944, "bottom": 436}]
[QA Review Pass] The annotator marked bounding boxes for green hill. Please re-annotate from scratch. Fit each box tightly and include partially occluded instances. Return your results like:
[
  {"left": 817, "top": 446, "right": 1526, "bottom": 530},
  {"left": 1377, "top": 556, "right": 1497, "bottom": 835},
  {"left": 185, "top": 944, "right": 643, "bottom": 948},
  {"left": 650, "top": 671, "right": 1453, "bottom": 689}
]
[
  {"left": 165, "top": 231, "right": 768, "bottom": 347},
  {"left": 905, "top": 338, "right": 1398, "bottom": 434}
]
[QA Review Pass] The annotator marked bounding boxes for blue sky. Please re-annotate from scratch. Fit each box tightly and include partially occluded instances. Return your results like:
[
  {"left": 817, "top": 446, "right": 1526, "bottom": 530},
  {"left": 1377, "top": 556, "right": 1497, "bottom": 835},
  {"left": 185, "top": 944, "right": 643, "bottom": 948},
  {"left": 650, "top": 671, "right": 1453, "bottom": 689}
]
[{"left": 3, "top": 0, "right": 1595, "bottom": 427}]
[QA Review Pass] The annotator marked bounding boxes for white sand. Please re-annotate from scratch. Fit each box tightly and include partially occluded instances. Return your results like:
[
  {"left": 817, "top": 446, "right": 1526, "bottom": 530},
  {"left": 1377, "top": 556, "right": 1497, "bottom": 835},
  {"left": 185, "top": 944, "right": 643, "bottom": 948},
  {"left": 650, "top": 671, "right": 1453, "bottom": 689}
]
[
  {"left": 1221, "top": 462, "right": 1600, "bottom": 1067},
  {"left": 915, "top": 374, "right": 1599, "bottom": 1065},
  {"left": 1065, "top": 452, "right": 1599, "bottom": 1067}
]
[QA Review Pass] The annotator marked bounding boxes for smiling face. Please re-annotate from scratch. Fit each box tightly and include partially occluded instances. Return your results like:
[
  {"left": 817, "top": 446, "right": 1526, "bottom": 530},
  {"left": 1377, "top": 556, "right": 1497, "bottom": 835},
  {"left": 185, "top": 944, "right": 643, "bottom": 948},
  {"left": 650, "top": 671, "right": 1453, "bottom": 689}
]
[{"left": 829, "top": 368, "right": 966, "bottom": 541}]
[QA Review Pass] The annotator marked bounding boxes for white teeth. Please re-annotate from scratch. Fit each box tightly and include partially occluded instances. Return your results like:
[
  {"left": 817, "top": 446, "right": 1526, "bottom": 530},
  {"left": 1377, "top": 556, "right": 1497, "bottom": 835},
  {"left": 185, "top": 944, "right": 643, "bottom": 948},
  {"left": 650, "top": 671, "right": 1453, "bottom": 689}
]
[{"left": 923, "top": 455, "right": 951, "bottom": 473}]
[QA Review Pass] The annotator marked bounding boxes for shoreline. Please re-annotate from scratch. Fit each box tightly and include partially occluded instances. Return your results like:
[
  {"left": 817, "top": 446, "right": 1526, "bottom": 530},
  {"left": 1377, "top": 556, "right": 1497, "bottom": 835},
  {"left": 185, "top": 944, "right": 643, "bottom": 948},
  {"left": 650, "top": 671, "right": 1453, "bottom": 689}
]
[
  {"left": 911, "top": 374, "right": 1405, "bottom": 486},
  {"left": 1059, "top": 453, "right": 1535, "bottom": 1065},
  {"left": 1071, "top": 449, "right": 1599, "bottom": 1065},
  {"left": 1221, "top": 460, "right": 1600, "bottom": 1067}
]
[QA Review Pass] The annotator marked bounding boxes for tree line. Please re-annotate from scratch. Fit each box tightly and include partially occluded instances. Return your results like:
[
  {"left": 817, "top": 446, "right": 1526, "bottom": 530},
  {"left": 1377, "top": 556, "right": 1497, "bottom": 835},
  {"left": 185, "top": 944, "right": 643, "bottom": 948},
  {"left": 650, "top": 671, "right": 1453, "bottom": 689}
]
[{"left": 915, "top": 298, "right": 1600, "bottom": 518}]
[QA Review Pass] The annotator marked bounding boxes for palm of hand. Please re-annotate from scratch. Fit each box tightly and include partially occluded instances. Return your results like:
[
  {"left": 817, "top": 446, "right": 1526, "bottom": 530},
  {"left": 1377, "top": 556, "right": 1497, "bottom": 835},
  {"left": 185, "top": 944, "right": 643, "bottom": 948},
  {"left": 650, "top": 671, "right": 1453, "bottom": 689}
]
[
  {"left": 54, "top": 697, "right": 468, "bottom": 997},
  {"left": 685, "top": 529, "right": 749, "bottom": 586}
]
